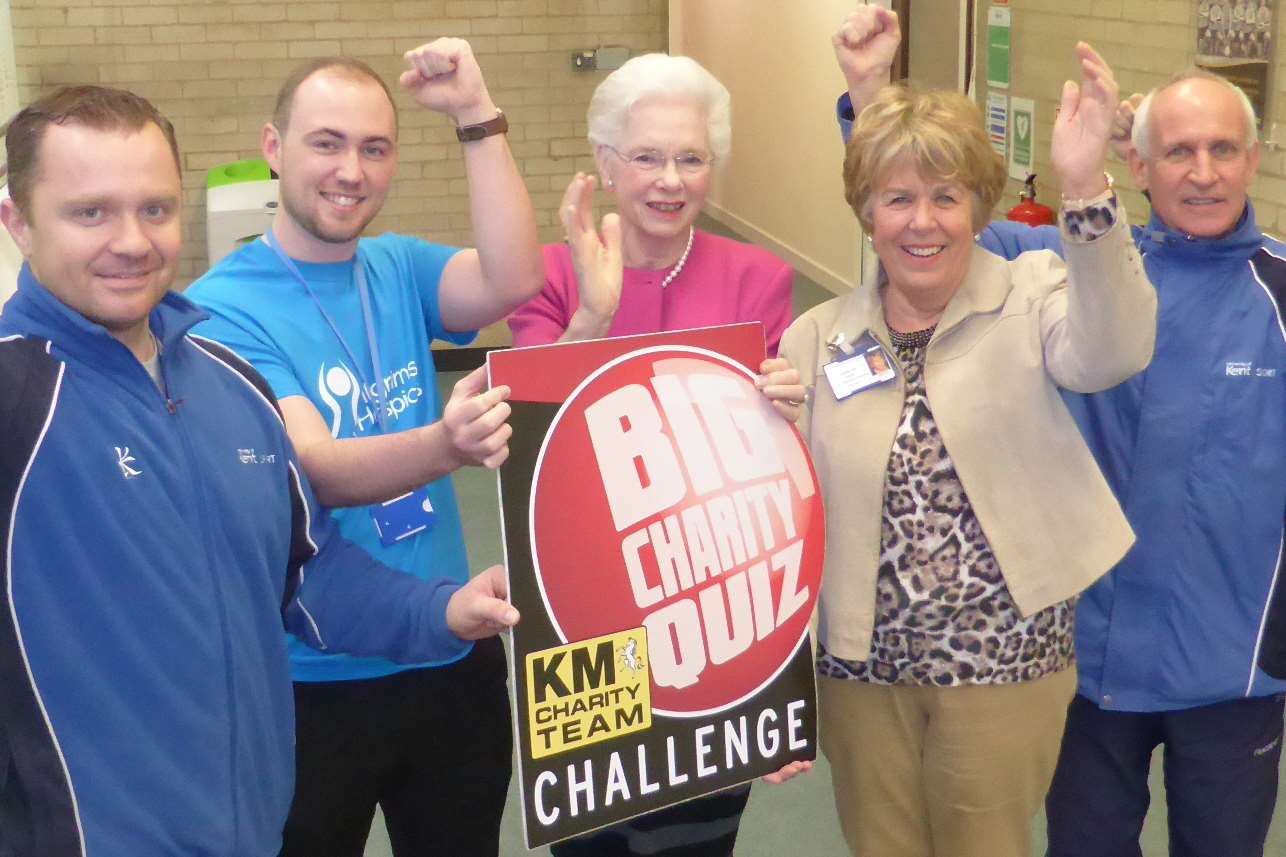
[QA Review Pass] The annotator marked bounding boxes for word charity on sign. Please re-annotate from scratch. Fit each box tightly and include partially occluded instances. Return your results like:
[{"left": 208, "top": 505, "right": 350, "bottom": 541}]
[
  {"left": 532, "top": 348, "right": 822, "bottom": 715},
  {"left": 491, "top": 324, "right": 824, "bottom": 848}
]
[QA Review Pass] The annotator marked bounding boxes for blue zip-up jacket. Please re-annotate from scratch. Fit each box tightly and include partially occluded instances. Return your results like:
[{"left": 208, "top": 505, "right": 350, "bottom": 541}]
[
  {"left": 981, "top": 211, "right": 1286, "bottom": 711},
  {"left": 0, "top": 266, "right": 471, "bottom": 856},
  {"left": 837, "top": 92, "right": 1286, "bottom": 710}
]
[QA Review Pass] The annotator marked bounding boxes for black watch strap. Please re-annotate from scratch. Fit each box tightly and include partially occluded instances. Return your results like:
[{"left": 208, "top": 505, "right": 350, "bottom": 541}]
[{"left": 456, "top": 110, "right": 508, "bottom": 143}]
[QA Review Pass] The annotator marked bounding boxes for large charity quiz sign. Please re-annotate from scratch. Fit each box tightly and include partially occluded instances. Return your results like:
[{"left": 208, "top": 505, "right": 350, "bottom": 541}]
[{"left": 488, "top": 323, "right": 825, "bottom": 848}]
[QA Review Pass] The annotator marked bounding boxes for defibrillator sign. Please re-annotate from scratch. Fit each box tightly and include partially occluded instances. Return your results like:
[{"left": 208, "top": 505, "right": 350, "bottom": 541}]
[{"left": 489, "top": 323, "right": 824, "bottom": 848}]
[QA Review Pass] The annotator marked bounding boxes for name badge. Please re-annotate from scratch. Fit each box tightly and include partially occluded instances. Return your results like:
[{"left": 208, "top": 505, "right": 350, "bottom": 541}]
[
  {"left": 371, "top": 487, "right": 436, "bottom": 546},
  {"left": 823, "top": 332, "right": 895, "bottom": 400}
]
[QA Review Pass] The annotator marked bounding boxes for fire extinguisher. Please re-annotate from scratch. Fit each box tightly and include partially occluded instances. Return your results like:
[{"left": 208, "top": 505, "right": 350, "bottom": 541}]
[{"left": 1006, "top": 174, "right": 1056, "bottom": 226}]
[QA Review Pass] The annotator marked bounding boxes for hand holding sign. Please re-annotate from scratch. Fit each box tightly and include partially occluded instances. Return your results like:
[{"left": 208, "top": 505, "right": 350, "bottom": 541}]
[
  {"left": 756, "top": 357, "right": 806, "bottom": 423},
  {"left": 445, "top": 564, "right": 520, "bottom": 640},
  {"left": 762, "top": 758, "right": 814, "bottom": 785},
  {"left": 443, "top": 365, "right": 512, "bottom": 470}
]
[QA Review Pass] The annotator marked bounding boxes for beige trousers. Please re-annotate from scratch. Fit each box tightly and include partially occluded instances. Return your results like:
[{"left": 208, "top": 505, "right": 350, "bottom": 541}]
[{"left": 819, "top": 668, "right": 1076, "bottom": 857}]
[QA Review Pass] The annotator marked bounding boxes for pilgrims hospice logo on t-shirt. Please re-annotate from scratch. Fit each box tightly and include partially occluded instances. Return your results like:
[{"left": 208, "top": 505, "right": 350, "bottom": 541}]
[{"left": 316, "top": 359, "right": 424, "bottom": 436}]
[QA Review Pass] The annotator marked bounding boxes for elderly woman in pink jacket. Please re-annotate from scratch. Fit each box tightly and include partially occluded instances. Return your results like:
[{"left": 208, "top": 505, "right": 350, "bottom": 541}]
[
  {"left": 508, "top": 52, "right": 805, "bottom": 857},
  {"left": 509, "top": 53, "right": 795, "bottom": 360}
]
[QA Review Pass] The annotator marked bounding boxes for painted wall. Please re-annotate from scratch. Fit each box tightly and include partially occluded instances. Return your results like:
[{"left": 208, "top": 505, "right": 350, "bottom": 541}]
[
  {"left": 908, "top": 0, "right": 967, "bottom": 91},
  {"left": 669, "top": 1, "right": 864, "bottom": 295}
]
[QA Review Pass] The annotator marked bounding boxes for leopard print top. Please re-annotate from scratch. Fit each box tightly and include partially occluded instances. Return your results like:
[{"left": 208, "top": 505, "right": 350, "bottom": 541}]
[{"left": 818, "top": 326, "right": 1075, "bottom": 686}]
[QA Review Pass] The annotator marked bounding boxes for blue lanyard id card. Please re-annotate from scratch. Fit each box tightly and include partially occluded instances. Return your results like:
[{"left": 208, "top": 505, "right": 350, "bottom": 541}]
[{"left": 371, "top": 487, "right": 437, "bottom": 546}]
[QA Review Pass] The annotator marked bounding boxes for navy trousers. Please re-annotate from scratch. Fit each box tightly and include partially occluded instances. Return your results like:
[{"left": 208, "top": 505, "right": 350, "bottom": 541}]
[{"left": 1045, "top": 692, "right": 1284, "bottom": 857}]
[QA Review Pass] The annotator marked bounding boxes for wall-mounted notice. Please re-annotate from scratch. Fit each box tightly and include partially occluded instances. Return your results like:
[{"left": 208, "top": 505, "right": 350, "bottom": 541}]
[
  {"left": 1196, "top": 0, "right": 1276, "bottom": 129},
  {"left": 987, "top": 5, "right": 1012, "bottom": 89},
  {"left": 987, "top": 92, "right": 1009, "bottom": 157},
  {"left": 1199, "top": 0, "right": 1275, "bottom": 60},
  {"left": 1009, "top": 97, "right": 1034, "bottom": 181}
]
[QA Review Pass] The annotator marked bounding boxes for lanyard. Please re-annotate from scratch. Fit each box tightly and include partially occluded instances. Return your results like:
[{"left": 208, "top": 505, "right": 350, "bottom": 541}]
[{"left": 264, "top": 229, "right": 389, "bottom": 432}]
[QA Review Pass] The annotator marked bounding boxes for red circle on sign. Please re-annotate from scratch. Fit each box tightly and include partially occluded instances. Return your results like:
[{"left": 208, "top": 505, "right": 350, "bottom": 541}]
[{"left": 530, "top": 346, "right": 825, "bottom": 717}]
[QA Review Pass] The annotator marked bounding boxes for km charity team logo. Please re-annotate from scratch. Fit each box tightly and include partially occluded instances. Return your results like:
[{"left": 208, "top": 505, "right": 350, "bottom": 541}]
[{"left": 529, "top": 346, "right": 824, "bottom": 717}]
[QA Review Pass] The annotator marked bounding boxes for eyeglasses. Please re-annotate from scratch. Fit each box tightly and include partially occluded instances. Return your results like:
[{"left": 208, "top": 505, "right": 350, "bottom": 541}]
[{"left": 606, "top": 146, "right": 715, "bottom": 175}]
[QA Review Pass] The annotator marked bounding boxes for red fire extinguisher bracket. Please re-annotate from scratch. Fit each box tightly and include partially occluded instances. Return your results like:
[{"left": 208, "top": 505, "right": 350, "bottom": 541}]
[{"left": 1006, "top": 173, "right": 1056, "bottom": 227}]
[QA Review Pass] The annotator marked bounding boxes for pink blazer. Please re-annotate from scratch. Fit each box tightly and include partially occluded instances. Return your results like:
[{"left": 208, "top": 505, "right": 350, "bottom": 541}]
[{"left": 509, "top": 229, "right": 794, "bottom": 356}]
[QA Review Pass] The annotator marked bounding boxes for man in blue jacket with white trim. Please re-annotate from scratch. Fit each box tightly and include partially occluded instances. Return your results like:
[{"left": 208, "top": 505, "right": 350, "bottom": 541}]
[
  {"left": 834, "top": 8, "right": 1285, "bottom": 857},
  {"left": 0, "top": 84, "right": 518, "bottom": 857},
  {"left": 1039, "top": 71, "right": 1285, "bottom": 857}
]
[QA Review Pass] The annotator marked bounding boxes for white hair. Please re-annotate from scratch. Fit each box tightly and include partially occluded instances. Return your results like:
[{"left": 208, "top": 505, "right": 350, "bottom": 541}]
[
  {"left": 1132, "top": 69, "right": 1258, "bottom": 160},
  {"left": 586, "top": 53, "right": 732, "bottom": 160}
]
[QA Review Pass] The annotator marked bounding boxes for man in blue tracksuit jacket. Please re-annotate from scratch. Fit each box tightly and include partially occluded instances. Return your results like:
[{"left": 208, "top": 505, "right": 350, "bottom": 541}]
[
  {"left": 0, "top": 86, "right": 517, "bottom": 857},
  {"left": 834, "top": 9, "right": 1284, "bottom": 857}
]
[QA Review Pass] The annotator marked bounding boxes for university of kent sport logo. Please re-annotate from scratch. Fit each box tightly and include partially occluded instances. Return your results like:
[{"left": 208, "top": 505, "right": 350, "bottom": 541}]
[{"left": 528, "top": 346, "right": 825, "bottom": 718}]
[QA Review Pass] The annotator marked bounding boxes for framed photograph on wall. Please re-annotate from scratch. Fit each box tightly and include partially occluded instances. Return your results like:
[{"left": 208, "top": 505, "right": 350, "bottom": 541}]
[{"left": 1196, "top": 0, "right": 1276, "bottom": 128}]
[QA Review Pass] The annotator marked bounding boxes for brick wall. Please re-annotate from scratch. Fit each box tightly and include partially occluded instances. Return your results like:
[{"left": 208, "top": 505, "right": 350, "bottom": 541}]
[
  {"left": 10, "top": 0, "right": 666, "bottom": 286},
  {"left": 1, "top": 2, "right": 17, "bottom": 119},
  {"left": 984, "top": 0, "right": 1284, "bottom": 236}
]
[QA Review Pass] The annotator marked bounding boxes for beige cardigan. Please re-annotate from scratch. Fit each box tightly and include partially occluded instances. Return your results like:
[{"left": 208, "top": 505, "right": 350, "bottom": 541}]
[{"left": 781, "top": 212, "right": 1157, "bottom": 661}]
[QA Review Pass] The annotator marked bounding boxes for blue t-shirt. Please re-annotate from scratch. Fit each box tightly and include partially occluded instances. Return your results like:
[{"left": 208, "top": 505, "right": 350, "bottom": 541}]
[{"left": 187, "top": 233, "right": 476, "bottom": 681}]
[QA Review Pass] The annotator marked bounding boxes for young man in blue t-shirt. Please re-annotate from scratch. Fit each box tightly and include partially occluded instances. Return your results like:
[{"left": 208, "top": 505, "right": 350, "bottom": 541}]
[{"left": 187, "top": 40, "right": 543, "bottom": 857}]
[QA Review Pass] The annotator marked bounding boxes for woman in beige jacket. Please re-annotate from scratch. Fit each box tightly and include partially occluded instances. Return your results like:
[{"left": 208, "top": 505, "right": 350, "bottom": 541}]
[{"left": 780, "top": 40, "right": 1156, "bottom": 857}]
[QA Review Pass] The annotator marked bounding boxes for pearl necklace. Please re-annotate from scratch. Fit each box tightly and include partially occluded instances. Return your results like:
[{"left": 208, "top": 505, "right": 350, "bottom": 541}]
[{"left": 659, "top": 227, "right": 695, "bottom": 289}]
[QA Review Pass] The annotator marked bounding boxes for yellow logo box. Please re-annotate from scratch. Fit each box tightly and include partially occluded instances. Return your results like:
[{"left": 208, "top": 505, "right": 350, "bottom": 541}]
[{"left": 526, "top": 627, "right": 652, "bottom": 760}]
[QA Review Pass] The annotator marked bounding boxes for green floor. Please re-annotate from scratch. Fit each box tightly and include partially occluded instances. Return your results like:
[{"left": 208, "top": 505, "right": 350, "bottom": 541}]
[{"left": 363, "top": 217, "right": 1286, "bottom": 855}]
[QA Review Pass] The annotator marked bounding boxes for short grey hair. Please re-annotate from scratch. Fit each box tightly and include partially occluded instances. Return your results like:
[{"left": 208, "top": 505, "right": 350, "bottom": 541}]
[
  {"left": 1132, "top": 68, "right": 1257, "bottom": 160},
  {"left": 586, "top": 53, "right": 732, "bottom": 160}
]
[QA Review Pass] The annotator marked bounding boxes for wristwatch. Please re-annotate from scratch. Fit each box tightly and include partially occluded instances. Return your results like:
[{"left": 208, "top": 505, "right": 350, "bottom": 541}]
[{"left": 456, "top": 110, "right": 508, "bottom": 143}]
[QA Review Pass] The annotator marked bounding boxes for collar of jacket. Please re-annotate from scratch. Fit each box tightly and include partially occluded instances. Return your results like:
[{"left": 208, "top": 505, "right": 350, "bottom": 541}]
[
  {"left": 6, "top": 262, "right": 210, "bottom": 371},
  {"left": 1138, "top": 201, "right": 1263, "bottom": 259},
  {"left": 823, "top": 243, "right": 1013, "bottom": 355}
]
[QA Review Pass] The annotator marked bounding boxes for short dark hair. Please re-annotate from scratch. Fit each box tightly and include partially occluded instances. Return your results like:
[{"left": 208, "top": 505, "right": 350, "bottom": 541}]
[
  {"left": 2, "top": 85, "right": 181, "bottom": 210},
  {"left": 272, "top": 57, "right": 398, "bottom": 135}
]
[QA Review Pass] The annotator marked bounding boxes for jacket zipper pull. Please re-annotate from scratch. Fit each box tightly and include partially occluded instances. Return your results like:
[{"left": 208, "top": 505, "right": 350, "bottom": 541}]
[{"left": 166, "top": 398, "right": 178, "bottom": 415}]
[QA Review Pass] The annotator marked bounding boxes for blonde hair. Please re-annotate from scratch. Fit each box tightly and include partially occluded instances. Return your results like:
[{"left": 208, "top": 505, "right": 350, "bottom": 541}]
[{"left": 843, "top": 85, "right": 1006, "bottom": 233}]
